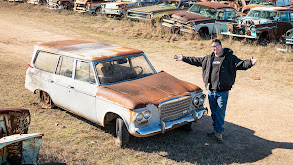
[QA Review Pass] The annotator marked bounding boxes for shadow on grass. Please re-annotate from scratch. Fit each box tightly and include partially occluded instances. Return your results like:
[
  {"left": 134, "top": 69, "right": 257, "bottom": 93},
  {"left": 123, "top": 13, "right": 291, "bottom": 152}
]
[
  {"left": 127, "top": 116, "right": 293, "bottom": 164},
  {"left": 63, "top": 110, "right": 292, "bottom": 164}
]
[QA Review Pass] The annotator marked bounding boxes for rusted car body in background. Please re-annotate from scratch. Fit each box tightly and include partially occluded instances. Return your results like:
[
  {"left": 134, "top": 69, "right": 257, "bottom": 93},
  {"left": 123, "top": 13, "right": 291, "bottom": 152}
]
[
  {"left": 0, "top": 108, "right": 43, "bottom": 164},
  {"left": 74, "top": 0, "right": 112, "bottom": 14},
  {"left": 101, "top": 1, "right": 139, "bottom": 17},
  {"left": 27, "top": 0, "right": 46, "bottom": 5},
  {"left": 221, "top": 7, "right": 293, "bottom": 44},
  {"left": 47, "top": 0, "right": 74, "bottom": 10},
  {"left": 277, "top": 28, "right": 293, "bottom": 51},
  {"left": 6, "top": 0, "right": 26, "bottom": 2},
  {"left": 216, "top": 0, "right": 248, "bottom": 12},
  {"left": 25, "top": 40, "right": 207, "bottom": 147},
  {"left": 126, "top": 0, "right": 195, "bottom": 21},
  {"left": 162, "top": 2, "right": 241, "bottom": 36},
  {"left": 241, "top": 0, "right": 291, "bottom": 14}
]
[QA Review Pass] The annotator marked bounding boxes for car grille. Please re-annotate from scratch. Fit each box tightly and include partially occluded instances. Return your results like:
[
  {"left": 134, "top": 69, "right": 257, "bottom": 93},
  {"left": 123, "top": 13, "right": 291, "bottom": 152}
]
[
  {"left": 159, "top": 96, "right": 192, "bottom": 122},
  {"left": 127, "top": 11, "right": 149, "bottom": 19}
]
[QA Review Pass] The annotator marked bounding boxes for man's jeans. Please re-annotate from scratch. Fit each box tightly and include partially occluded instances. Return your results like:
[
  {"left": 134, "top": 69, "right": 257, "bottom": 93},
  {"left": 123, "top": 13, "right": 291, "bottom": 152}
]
[{"left": 208, "top": 90, "right": 229, "bottom": 134}]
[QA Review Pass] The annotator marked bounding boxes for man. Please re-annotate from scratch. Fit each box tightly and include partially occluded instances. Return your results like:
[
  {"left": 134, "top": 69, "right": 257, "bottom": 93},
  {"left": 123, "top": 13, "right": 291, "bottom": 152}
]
[{"left": 174, "top": 39, "right": 257, "bottom": 143}]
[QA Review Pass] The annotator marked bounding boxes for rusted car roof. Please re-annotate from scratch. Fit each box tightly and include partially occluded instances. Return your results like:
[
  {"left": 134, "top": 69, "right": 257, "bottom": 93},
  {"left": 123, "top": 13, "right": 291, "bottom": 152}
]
[
  {"left": 0, "top": 108, "right": 30, "bottom": 114},
  {"left": 36, "top": 40, "right": 143, "bottom": 61},
  {"left": 195, "top": 2, "right": 235, "bottom": 9},
  {"left": 252, "top": 6, "right": 293, "bottom": 11}
]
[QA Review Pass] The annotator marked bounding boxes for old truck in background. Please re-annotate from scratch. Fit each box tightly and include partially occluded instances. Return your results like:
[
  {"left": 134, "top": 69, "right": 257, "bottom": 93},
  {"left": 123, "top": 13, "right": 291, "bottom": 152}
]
[
  {"left": 74, "top": 0, "right": 112, "bottom": 14},
  {"left": 47, "top": 0, "right": 74, "bottom": 10},
  {"left": 221, "top": 6, "right": 293, "bottom": 45},
  {"left": 101, "top": 1, "right": 139, "bottom": 17}
]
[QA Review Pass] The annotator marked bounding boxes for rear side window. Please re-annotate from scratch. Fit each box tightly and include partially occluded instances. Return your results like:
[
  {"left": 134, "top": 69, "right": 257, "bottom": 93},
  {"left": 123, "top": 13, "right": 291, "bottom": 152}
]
[
  {"left": 34, "top": 51, "right": 58, "bottom": 73},
  {"left": 56, "top": 56, "right": 74, "bottom": 78}
]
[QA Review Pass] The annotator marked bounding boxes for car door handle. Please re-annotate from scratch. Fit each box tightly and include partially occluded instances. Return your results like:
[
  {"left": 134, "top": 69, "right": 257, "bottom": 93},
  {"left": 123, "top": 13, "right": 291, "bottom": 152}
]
[
  {"left": 68, "top": 85, "right": 74, "bottom": 89},
  {"left": 49, "top": 79, "right": 54, "bottom": 83}
]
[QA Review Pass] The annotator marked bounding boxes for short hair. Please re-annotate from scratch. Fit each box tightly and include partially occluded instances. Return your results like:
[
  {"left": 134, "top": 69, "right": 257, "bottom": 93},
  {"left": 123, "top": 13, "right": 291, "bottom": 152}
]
[{"left": 212, "top": 39, "right": 222, "bottom": 46}]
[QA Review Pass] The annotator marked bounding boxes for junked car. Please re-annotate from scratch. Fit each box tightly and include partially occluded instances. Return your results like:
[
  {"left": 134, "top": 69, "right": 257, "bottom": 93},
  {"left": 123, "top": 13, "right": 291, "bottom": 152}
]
[
  {"left": 221, "top": 7, "right": 293, "bottom": 44},
  {"left": 47, "top": 0, "right": 74, "bottom": 10},
  {"left": 241, "top": 0, "right": 291, "bottom": 14},
  {"left": 126, "top": 0, "right": 195, "bottom": 21},
  {"left": 162, "top": 2, "right": 242, "bottom": 36},
  {"left": 101, "top": 1, "right": 139, "bottom": 17},
  {"left": 74, "top": 0, "right": 112, "bottom": 14},
  {"left": 25, "top": 40, "right": 208, "bottom": 147}
]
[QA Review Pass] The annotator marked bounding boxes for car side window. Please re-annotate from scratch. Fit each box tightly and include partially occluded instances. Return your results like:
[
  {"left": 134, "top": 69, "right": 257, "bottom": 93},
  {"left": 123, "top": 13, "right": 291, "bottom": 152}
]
[
  {"left": 279, "top": 12, "right": 289, "bottom": 22},
  {"left": 75, "top": 60, "right": 96, "bottom": 83},
  {"left": 34, "top": 51, "right": 59, "bottom": 73},
  {"left": 56, "top": 56, "right": 74, "bottom": 78}
]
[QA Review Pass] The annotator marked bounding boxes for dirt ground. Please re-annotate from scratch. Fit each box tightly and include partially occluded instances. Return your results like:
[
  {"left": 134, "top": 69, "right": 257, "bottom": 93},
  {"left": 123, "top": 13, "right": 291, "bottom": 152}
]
[{"left": 0, "top": 3, "right": 292, "bottom": 164}]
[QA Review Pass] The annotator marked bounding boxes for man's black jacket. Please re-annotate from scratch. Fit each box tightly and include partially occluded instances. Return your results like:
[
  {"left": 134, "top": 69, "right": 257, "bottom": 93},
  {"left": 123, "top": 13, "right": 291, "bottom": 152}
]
[{"left": 182, "top": 48, "right": 253, "bottom": 92}]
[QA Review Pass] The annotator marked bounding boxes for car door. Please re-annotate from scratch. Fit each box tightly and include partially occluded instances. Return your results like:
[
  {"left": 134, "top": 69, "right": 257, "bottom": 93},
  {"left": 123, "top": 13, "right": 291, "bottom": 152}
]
[
  {"left": 49, "top": 56, "right": 75, "bottom": 110},
  {"left": 276, "top": 11, "right": 293, "bottom": 39},
  {"left": 214, "top": 9, "right": 240, "bottom": 34},
  {"left": 70, "top": 60, "right": 98, "bottom": 122}
]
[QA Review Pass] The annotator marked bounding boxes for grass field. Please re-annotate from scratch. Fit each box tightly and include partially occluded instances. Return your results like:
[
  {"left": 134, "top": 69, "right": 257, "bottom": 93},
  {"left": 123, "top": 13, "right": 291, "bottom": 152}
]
[{"left": 0, "top": 2, "right": 292, "bottom": 164}]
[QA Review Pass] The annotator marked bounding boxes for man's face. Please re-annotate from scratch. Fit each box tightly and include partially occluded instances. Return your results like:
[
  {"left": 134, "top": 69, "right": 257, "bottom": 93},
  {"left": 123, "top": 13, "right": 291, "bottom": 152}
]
[{"left": 212, "top": 42, "right": 223, "bottom": 56}]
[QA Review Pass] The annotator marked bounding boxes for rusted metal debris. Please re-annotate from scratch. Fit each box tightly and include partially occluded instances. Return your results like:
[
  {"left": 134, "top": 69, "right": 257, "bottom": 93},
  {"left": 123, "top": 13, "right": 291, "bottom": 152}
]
[{"left": 0, "top": 108, "right": 43, "bottom": 165}]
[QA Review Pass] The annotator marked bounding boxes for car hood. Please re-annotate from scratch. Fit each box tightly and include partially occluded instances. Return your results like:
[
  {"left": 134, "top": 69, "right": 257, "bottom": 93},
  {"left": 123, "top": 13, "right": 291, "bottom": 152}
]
[
  {"left": 171, "top": 11, "right": 214, "bottom": 23},
  {"left": 129, "top": 5, "right": 174, "bottom": 13},
  {"left": 96, "top": 72, "right": 202, "bottom": 110}
]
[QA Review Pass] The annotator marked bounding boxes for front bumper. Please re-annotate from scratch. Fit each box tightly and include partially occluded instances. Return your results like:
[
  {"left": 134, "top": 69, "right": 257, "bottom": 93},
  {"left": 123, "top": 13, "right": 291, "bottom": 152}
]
[
  {"left": 132, "top": 108, "right": 207, "bottom": 137},
  {"left": 221, "top": 32, "right": 256, "bottom": 39}
]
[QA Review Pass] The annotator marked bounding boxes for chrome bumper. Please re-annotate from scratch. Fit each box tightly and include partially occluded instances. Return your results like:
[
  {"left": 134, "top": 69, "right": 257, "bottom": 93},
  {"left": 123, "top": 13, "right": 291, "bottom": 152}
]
[
  {"left": 221, "top": 32, "right": 256, "bottom": 39},
  {"left": 133, "top": 108, "right": 207, "bottom": 137}
]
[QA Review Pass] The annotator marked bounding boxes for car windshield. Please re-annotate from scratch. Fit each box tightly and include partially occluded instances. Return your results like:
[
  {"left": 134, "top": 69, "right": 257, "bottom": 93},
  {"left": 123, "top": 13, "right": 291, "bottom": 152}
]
[
  {"left": 249, "top": 0, "right": 274, "bottom": 6},
  {"left": 156, "top": 0, "right": 180, "bottom": 8},
  {"left": 95, "top": 55, "right": 155, "bottom": 84},
  {"left": 246, "top": 10, "right": 278, "bottom": 21},
  {"left": 188, "top": 4, "right": 217, "bottom": 19}
]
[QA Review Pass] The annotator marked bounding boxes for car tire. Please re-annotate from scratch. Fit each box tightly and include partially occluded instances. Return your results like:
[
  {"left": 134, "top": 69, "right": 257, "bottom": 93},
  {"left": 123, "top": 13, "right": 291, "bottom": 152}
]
[
  {"left": 180, "top": 122, "right": 193, "bottom": 132},
  {"left": 116, "top": 117, "right": 130, "bottom": 147},
  {"left": 40, "top": 91, "right": 56, "bottom": 109}
]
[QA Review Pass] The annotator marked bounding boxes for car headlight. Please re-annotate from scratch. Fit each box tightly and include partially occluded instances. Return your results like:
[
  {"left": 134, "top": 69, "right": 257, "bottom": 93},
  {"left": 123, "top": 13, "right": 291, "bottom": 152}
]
[
  {"left": 135, "top": 110, "right": 152, "bottom": 122},
  {"left": 144, "top": 110, "right": 151, "bottom": 119},
  {"left": 136, "top": 112, "right": 143, "bottom": 122},
  {"left": 193, "top": 94, "right": 206, "bottom": 107}
]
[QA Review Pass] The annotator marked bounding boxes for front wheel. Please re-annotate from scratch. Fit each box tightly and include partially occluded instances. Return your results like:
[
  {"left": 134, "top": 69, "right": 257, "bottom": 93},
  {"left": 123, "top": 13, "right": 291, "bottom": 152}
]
[{"left": 116, "top": 117, "right": 130, "bottom": 147}]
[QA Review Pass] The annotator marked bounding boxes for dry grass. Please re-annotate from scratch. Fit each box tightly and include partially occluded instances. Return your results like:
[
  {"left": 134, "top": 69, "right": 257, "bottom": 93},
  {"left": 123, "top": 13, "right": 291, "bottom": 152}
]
[{"left": 0, "top": 1, "right": 293, "bottom": 165}]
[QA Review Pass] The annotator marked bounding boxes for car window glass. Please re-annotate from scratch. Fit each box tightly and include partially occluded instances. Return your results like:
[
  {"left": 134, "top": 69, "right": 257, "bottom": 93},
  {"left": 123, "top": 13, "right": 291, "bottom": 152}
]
[
  {"left": 56, "top": 56, "right": 74, "bottom": 78},
  {"left": 290, "top": 12, "right": 293, "bottom": 21},
  {"left": 276, "top": 0, "right": 285, "bottom": 6},
  {"left": 284, "top": 0, "right": 290, "bottom": 6},
  {"left": 279, "top": 12, "right": 289, "bottom": 22},
  {"left": 224, "top": 11, "right": 236, "bottom": 20},
  {"left": 34, "top": 51, "right": 58, "bottom": 73},
  {"left": 75, "top": 60, "right": 96, "bottom": 83},
  {"left": 95, "top": 55, "right": 154, "bottom": 84}
]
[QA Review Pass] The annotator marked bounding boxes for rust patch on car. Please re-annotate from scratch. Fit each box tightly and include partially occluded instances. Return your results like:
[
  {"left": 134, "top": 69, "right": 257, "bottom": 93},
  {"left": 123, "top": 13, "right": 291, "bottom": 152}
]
[{"left": 96, "top": 72, "right": 201, "bottom": 110}]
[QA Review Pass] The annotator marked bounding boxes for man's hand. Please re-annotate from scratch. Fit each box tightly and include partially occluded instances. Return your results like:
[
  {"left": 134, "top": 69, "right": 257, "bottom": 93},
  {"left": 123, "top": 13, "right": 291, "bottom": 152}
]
[
  {"left": 174, "top": 54, "right": 183, "bottom": 61},
  {"left": 251, "top": 56, "right": 257, "bottom": 65}
]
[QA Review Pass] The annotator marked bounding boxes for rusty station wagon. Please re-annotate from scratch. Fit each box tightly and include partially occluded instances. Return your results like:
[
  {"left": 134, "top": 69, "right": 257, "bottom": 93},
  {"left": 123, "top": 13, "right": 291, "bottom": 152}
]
[
  {"left": 25, "top": 40, "right": 207, "bottom": 146},
  {"left": 241, "top": 0, "right": 291, "bottom": 14},
  {"left": 162, "top": 2, "right": 242, "bottom": 36},
  {"left": 221, "top": 6, "right": 293, "bottom": 44}
]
